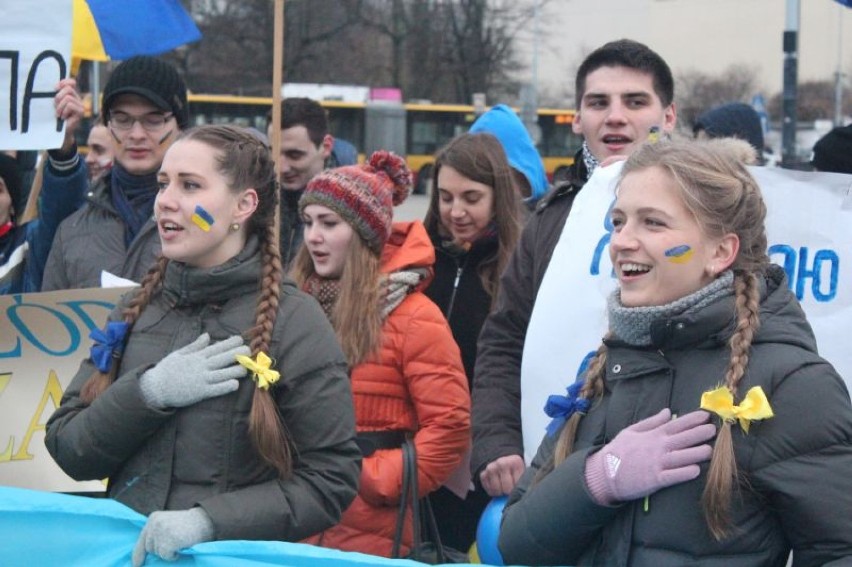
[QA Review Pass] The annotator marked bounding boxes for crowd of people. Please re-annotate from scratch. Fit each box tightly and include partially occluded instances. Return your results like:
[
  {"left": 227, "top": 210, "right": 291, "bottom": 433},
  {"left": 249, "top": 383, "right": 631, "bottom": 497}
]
[{"left": 2, "top": 36, "right": 850, "bottom": 567}]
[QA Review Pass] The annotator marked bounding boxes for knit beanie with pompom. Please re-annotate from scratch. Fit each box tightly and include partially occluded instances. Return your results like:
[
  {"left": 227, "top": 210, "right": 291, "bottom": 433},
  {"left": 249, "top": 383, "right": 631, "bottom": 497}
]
[{"left": 299, "top": 151, "right": 412, "bottom": 254}]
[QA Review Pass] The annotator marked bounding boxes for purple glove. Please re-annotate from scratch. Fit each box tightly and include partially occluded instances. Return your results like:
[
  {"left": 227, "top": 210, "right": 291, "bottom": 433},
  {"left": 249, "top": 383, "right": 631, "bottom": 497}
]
[{"left": 585, "top": 409, "right": 715, "bottom": 505}]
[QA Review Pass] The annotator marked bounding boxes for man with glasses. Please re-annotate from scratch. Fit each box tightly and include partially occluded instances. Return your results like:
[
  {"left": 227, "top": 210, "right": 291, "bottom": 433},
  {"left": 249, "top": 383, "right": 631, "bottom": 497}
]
[{"left": 42, "top": 56, "right": 188, "bottom": 290}]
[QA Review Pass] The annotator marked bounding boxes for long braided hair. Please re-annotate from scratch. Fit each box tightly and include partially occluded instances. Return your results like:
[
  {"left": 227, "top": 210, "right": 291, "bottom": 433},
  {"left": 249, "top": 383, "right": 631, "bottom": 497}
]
[
  {"left": 80, "top": 124, "right": 293, "bottom": 478},
  {"left": 546, "top": 138, "right": 768, "bottom": 539}
]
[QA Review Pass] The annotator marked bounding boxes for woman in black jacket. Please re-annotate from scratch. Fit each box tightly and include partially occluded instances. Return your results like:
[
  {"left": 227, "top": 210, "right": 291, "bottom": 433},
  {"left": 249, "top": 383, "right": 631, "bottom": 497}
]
[
  {"left": 45, "top": 125, "right": 360, "bottom": 566},
  {"left": 499, "top": 138, "right": 852, "bottom": 566},
  {"left": 423, "top": 132, "right": 522, "bottom": 552}
]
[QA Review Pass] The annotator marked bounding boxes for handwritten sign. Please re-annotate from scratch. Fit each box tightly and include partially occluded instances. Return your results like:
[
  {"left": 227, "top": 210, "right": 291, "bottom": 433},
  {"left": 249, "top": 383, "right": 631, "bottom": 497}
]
[
  {"left": 0, "top": 287, "right": 132, "bottom": 492},
  {"left": 521, "top": 164, "right": 852, "bottom": 462},
  {"left": 0, "top": 0, "right": 71, "bottom": 150}
]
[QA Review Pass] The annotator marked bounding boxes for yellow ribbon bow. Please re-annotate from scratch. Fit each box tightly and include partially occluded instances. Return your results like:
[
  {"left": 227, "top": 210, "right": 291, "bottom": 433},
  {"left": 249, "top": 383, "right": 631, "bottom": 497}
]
[
  {"left": 700, "top": 385, "right": 774, "bottom": 433},
  {"left": 235, "top": 351, "right": 280, "bottom": 390}
]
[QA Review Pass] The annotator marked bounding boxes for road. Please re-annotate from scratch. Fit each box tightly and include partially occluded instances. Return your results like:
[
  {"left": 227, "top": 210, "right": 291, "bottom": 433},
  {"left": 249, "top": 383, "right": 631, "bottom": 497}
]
[{"left": 394, "top": 193, "right": 430, "bottom": 223}]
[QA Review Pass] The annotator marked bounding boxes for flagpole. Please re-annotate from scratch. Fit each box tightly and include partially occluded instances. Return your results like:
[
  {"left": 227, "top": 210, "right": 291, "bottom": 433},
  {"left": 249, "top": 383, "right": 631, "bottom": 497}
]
[{"left": 272, "top": 0, "right": 284, "bottom": 251}]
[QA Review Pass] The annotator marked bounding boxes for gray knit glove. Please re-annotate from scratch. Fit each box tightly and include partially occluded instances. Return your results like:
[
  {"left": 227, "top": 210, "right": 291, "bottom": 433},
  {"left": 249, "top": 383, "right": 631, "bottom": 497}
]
[
  {"left": 139, "top": 333, "right": 250, "bottom": 409},
  {"left": 132, "top": 507, "right": 215, "bottom": 566}
]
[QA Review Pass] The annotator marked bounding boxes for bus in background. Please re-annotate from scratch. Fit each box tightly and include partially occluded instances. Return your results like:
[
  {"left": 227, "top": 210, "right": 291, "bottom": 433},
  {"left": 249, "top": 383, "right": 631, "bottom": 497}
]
[{"left": 148, "top": 93, "right": 583, "bottom": 194}]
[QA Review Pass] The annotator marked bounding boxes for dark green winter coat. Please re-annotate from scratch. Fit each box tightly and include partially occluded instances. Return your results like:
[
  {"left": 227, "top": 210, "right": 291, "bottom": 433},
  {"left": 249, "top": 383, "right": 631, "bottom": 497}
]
[
  {"left": 45, "top": 238, "right": 361, "bottom": 543},
  {"left": 500, "top": 266, "right": 852, "bottom": 567}
]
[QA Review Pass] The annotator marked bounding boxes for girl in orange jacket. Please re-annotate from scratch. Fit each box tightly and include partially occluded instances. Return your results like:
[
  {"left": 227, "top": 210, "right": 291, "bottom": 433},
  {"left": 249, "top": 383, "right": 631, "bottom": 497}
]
[{"left": 293, "top": 151, "right": 471, "bottom": 558}]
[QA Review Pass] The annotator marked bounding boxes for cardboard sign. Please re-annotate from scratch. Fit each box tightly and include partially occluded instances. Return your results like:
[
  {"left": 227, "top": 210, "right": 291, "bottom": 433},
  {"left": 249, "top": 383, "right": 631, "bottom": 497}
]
[
  {"left": 0, "top": 287, "right": 132, "bottom": 491},
  {"left": 0, "top": 0, "right": 71, "bottom": 150}
]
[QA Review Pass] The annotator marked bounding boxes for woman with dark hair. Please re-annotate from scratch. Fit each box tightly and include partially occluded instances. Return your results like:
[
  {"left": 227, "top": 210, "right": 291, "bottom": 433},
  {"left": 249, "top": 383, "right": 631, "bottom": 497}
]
[
  {"left": 498, "top": 138, "right": 852, "bottom": 566},
  {"left": 44, "top": 125, "right": 361, "bottom": 566},
  {"left": 422, "top": 132, "right": 522, "bottom": 551}
]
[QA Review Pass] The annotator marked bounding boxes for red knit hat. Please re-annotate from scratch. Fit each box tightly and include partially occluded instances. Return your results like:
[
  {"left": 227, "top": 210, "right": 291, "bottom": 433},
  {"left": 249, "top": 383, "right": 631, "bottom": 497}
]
[{"left": 300, "top": 151, "right": 412, "bottom": 254}]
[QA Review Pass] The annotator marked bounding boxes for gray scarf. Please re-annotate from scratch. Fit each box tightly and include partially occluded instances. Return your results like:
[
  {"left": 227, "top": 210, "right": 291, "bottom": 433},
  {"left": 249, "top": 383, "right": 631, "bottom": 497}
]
[{"left": 607, "top": 271, "right": 734, "bottom": 346}]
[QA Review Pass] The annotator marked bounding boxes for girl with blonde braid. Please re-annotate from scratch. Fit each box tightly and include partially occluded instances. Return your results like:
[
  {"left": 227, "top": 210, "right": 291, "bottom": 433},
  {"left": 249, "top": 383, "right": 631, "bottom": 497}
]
[
  {"left": 499, "top": 138, "right": 852, "bottom": 566},
  {"left": 45, "top": 125, "right": 360, "bottom": 566},
  {"left": 293, "top": 152, "right": 471, "bottom": 557}
]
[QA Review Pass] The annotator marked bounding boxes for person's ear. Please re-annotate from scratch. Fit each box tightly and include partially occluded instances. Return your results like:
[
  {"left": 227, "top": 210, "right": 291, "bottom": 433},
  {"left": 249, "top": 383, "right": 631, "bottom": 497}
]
[
  {"left": 572, "top": 112, "right": 584, "bottom": 135},
  {"left": 320, "top": 134, "right": 334, "bottom": 160},
  {"left": 708, "top": 232, "right": 740, "bottom": 276},
  {"left": 662, "top": 102, "right": 677, "bottom": 134},
  {"left": 233, "top": 188, "right": 259, "bottom": 224}
]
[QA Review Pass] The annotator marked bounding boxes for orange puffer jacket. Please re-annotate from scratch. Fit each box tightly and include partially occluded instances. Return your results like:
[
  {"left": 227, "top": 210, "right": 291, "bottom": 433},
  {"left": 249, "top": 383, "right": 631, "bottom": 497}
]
[{"left": 304, "top": 221, "right": 471, "bottom": 557}]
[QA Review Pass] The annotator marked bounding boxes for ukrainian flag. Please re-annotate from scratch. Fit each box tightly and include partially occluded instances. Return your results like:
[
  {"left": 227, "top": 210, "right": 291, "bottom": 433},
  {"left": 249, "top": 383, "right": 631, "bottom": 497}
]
[
  {"left": 665, "top": 245, "right": 695, "bottom": 264},
  {"left": 191, "top": 205, "right": 215, "bottom": 232},
  {"left": 72, "top": 0, "right": 201, "bottom": 66}
]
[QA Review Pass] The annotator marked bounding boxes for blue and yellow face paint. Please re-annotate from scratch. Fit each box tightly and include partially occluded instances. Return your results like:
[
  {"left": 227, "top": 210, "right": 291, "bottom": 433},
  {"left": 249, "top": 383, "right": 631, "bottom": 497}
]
[
  {"left": 191, "top": 205, "right": 215, "bottom": 232},
  {"left": 647, "top": 126, "right": 661, "bottom": 144},
  {"left": 665, "top": 244, "right": 694, "bottom": 264}
]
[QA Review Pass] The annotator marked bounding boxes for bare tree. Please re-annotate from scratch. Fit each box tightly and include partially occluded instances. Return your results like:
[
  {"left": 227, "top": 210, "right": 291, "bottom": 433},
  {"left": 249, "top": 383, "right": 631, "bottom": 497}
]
[
  {"left": 165, "top": 0, "right": 537, "bottom": 104},
  {"left": 675, "top": 64, "right": 762, "bottom": 130},
  {"left": 767, "top": 79, "right": 852, "bottom": 123}
]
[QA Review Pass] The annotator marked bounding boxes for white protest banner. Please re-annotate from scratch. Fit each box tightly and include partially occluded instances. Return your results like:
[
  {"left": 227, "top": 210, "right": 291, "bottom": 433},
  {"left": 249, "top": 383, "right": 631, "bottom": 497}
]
[
  {"left": 0, "top": 0, "right": 71, "bottom": 150},
  {"left": 0, "top": 287, "right": 132, "bottom": 492},
  {"left": 521, "top": 164, "right": 852, "bottom": 462}
]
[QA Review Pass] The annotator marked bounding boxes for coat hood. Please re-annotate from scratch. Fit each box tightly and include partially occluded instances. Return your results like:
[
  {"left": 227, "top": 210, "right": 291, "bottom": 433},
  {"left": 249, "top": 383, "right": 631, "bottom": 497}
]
[
  {"left": 645, "top": 265, "right": 819, "bottom": 355},
  {"left": 469, "top": 104, "right": 549, "bottom": 203},
  {"left": 380, "top": 221, "right": 434, "bottom": 287},
  {"left": 750, "top": 264, "right": 819, "bottom": 352}
]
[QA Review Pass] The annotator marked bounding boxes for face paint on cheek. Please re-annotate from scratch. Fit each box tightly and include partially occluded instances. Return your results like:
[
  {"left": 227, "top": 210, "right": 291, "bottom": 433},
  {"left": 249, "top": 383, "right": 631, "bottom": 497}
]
[
  {"left": 647, "top": 126, "right": 661, "bottom": 144},
  {"left": 191, "top": 205, "right": 215, "bottom": 232},
  {"left": 665, "top": 244, "right": 694, "bottom": 264}
]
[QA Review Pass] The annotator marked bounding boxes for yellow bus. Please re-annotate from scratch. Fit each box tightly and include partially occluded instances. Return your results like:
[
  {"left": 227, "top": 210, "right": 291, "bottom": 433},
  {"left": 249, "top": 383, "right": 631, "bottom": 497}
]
[{"left": 185, "top": 94, "right": 581, "bottom": 194}]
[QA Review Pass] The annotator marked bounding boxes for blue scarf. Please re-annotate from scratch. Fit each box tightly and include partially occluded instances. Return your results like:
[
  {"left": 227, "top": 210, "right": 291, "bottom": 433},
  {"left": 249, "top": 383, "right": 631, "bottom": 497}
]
[{"left": 110, "top": 163, "right": 158, "bottom": 246}]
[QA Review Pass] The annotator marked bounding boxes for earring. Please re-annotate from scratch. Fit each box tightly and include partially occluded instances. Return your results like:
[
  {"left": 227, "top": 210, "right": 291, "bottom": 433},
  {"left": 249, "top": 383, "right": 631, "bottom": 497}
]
[{"left": 230, "top": 222, "right": 240, "bottom": 232}]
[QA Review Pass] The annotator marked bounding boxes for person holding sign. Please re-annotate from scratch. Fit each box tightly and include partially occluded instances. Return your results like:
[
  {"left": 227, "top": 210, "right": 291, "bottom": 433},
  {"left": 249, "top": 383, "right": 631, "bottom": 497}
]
[
  {"left": 292, "top": 152, "right": 470, "bottom": 557},
  {"left": 44, "top": 125, "right": 361, "bottom": 565},
  {"left": 42, "top": 56, "right": 189, "bottom": 290},
  {"left": 472, "top": 39, "right": 678, "bottom": 497},
  {"left": 0, "top": 149, "right": 84, "bottom": 294},
  {"left": 498, "top": 139, "right": 852, "bottom": 566}
]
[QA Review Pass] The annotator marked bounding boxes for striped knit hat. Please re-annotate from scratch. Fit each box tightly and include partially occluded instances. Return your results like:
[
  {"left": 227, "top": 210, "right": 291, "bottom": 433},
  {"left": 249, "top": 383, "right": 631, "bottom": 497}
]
[{"left": 300, "top": 151, "right": 412, "bottom": 254}]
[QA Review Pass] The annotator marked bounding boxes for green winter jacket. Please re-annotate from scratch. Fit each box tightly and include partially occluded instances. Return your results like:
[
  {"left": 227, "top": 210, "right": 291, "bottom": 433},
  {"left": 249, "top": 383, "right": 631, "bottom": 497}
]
[
  {"left": 500, "top": 266, "right": 852, "bottom": 567},
  {"left": 45, "top": 238, "right": 361, "bottom": 542}
]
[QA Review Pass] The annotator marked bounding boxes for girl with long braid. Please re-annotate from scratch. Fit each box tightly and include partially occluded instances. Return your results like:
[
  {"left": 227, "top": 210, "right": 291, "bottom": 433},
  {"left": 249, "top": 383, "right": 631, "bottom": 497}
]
[
  {"left": 44, "top": 125, "right": 361, "bottom": 566},
  {"left": 499, "top": 138, "right": 852, "bottom": 566},
  {"left": 292, "top": 152, "right": 471, "bottom": 557}
]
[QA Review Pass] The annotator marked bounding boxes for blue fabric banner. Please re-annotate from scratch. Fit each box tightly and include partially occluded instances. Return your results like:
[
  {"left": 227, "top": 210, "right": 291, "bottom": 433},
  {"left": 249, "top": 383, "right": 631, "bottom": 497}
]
[{"left": 0, "top": 487, "right": 482, "bottom": 566}]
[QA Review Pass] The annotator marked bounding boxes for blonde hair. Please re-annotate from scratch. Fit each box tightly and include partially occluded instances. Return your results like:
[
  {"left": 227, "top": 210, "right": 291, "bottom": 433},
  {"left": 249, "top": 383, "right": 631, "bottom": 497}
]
[
  {"left": 80, "top": 125, "right": 293, "bottom": 478},
  {"left": 290, "top": 234, "right": 384, "bottom": 367},
  {"left": 548, "top": 138, "right": 768, "bottom": 539}
]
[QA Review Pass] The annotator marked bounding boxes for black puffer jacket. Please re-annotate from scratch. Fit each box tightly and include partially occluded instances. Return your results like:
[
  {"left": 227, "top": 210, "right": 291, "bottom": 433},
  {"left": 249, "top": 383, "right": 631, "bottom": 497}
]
[
  {"left": 424, "top": 231, "right": 498, "bottom": 386},
  {"left": 471, "top": 154, "right": 588, "bottom": 476},
  {"left": 499, "top": 266, "right": 852, "bottom": 567},
  {"left": 45, "top": 238, "right": 361, "bottom": 542}
]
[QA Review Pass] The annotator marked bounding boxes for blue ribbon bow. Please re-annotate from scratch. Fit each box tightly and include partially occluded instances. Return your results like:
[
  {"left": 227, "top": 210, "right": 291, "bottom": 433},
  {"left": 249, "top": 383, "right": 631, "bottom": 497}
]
[
  {"left": 89, "top": 321, "right": 130, "bottom": 373},
  {"left": 544, "top": 380, "right": 590, "bottom": 437}
]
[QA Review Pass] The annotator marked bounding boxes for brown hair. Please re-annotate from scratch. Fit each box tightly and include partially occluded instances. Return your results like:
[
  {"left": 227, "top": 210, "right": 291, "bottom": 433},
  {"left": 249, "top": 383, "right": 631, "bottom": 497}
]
[
  {"left": 547, "top": 138, "right": 768, "bottom": 539},
  {"left": 80, "top": 124, "right": 293, "bottom": 478},
  {"left": 424, "top": 132, "right": 522, "bottom": 308},
  {"left": 290, "top": 231, "right": 384, "bottom": 368}
]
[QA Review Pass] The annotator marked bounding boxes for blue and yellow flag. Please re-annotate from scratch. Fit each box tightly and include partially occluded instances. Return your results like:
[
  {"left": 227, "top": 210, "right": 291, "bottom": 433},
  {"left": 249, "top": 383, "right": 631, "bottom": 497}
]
[{"left": 72, "top": 0, "right": 201, "bottom": 67}]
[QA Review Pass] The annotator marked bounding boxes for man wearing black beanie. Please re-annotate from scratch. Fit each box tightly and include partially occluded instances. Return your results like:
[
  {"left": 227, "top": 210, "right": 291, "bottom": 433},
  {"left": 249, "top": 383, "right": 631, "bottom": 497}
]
[{"left": 42, "top": 56, "right": 189, "bottom": 290}]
